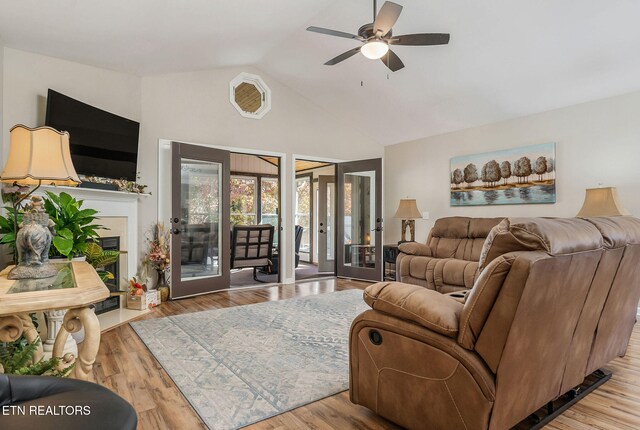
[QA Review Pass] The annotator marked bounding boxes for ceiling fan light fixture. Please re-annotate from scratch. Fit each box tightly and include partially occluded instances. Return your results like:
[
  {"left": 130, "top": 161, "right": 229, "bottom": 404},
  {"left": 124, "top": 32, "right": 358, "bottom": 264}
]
[{"left": 361, "top": 40, "right": 389, "bottom": 60}]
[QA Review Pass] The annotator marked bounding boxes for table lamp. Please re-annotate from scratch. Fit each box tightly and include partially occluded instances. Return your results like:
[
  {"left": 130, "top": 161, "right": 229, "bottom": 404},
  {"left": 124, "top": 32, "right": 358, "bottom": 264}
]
[
  {"left": 0, "top": 124, "right": 81, "bottom": 279},
  {"left": 394, "top": 199, "right": 422, "bottom": 243},
  {"left": 576, "top": 187, "right": 630, "bottom": 217}
]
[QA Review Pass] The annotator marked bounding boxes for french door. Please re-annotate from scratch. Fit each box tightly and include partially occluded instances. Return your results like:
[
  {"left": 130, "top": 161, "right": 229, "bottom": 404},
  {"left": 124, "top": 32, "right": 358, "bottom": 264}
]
[
  {"left": 336, "top": 158, "right": 383, "bottom": 281},
  {"left": 317, "top": 175, "right": 335, "bottom": 273},
  {"left": 170, "top": 142, "right": 231, "bottom": 298}
]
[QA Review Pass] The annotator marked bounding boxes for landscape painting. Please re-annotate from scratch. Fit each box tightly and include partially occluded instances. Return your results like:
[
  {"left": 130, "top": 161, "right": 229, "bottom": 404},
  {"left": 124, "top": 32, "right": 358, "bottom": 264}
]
[{"left": 450, "top": 143, "right": 556, "bottom": 206}]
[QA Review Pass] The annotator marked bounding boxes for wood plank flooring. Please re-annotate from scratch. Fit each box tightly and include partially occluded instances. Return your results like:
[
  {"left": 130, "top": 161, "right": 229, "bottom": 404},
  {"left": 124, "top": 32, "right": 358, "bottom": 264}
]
[{"left": 90, "top": 279, "right": 640, "bottom": 430}]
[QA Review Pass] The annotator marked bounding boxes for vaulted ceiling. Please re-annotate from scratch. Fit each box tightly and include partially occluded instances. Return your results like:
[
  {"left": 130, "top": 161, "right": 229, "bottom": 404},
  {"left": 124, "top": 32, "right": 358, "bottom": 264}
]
[{"left": 2, "top": 0, "right": 640, "bottom": 145}]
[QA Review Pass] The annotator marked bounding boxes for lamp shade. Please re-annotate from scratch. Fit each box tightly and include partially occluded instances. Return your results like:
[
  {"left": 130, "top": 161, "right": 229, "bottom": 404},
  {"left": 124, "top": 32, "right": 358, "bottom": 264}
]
[
  {"left": 576, "top": 187, "right": 630, "bottom": 217},
  {"left": 394, "top": 199, "right": 422, "bottom": 219},
  {"left": 1, "top": 124, "right": 80, "bottom": 186}
]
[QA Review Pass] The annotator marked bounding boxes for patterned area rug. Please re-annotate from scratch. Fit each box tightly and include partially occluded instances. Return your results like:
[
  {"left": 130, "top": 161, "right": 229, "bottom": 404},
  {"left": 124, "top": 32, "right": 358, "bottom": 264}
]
[{"left": 131, "top": 289, "right": 368, "bottom": 430}]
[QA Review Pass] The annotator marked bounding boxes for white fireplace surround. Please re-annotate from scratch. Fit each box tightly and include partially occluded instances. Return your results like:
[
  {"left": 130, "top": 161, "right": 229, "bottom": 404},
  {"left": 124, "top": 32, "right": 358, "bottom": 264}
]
[{"left": 38, "top": 185, "right": 149, "bottom": 281}]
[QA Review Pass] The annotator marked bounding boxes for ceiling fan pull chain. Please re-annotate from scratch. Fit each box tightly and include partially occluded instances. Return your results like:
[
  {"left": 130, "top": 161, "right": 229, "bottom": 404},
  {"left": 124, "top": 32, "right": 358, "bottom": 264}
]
[{"left": 373, "top": 0, "right": 377, "bottom": 21}]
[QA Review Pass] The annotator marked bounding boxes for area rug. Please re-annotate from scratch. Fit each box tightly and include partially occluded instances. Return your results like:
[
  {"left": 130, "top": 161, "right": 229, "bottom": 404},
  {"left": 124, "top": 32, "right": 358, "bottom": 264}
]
[{"left": 130, "top": 289, "right": 368, "bottom": 430}]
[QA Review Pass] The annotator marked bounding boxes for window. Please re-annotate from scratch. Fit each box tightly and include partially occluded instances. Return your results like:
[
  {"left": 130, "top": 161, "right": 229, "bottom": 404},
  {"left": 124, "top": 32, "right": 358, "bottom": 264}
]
[
  {"left": 230, "top": 176, "right": 257, "bottom": 225},
  {"left": 296, "top": 176, "right": 312, "bottom": 262}
]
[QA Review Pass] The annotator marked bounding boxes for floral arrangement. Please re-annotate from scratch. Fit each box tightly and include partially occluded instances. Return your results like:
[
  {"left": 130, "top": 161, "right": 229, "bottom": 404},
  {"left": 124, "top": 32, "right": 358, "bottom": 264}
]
[
  {"left": 81, "top": 173, "right": 149, "bottom": 194},
  {"left": 145, "top": 222, "right": 170, "bottom": 272},
  {"left": 128, "top": 277, "right": 146, "bottom": 296}
]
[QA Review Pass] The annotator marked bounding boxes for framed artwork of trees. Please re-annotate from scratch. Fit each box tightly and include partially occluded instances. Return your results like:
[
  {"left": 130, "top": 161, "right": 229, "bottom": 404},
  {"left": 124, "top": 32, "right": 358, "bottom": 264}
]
[{"left": 450, "top": 143, "right": 556, "bottom": 206}]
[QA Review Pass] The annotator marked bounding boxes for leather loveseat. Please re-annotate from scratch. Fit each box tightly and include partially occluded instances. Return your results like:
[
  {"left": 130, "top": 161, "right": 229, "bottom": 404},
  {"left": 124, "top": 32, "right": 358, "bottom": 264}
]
[
  {"left": 396, "top": 217, "right": 503, "bottom": 293},
  {"left": 350, "top": 216, "right": 640, "bottom": 430}
]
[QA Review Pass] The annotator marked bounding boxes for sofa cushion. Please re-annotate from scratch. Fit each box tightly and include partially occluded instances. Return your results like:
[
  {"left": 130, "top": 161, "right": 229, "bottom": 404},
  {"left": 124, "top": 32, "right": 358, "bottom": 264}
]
[
  {"left": 428, "top": 217, "right": 503, "bottom": 260},
  {"left": 584, "top": 216, "right": 640, "bottom": 249},
  {"left": 433, "top": 259, "right": 478, "bottom": 291},
  {"left": 363, "top": 282, "right": 463, "bottom": 338},
  {"left": 478, "top": 217, "right": 603, "bottom": 272},
  {"left": 458, "top": 255, "right": 516, "bottom": 349},
  {"left": 430, "top": 216, "right": 471, "bottom": 238},
  {"left": 406, "top": 255, "right": 438, "bottom": 289},
  {"left": 468, "top": 218, "right": 505, "bottom": 238}
]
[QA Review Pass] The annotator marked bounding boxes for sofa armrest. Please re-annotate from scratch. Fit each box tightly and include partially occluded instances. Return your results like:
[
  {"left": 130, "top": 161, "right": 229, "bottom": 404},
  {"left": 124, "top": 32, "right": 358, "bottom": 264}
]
[
  {"left": 398, "top": 242, "right": 432, "bottom": 257},
  {"left": 363, "top": 282, "right": 463, "bottom": 338}
]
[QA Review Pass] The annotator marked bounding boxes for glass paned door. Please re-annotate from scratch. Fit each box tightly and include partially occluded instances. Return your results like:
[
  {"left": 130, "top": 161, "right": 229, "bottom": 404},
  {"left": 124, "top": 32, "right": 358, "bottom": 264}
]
[
  {"left": 171, "top": 142, "right": 230, "bottom": 298},
  {"left": 336, "top": 159, "right": 383, "bottom": 281},
  {"left": 260, "top": 177, "right": 279, "bottom": 245},
  {"left": 318, "top": 175, "right": 335, "bottom": 273},
  {"left": 295, "top": 176, "right": 312, "bottom": 262}
]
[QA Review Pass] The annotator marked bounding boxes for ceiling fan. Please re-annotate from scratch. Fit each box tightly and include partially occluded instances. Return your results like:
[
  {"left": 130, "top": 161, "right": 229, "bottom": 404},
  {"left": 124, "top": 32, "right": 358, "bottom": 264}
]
[{"left": 306, "top": 0, "right": 450, "bottom": 72}]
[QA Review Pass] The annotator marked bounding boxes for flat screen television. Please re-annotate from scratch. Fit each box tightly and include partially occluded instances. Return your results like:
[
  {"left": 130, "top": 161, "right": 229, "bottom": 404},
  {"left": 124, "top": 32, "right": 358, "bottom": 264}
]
[{"left": 45, "top": 89, "right": 140, "bottom": 181}]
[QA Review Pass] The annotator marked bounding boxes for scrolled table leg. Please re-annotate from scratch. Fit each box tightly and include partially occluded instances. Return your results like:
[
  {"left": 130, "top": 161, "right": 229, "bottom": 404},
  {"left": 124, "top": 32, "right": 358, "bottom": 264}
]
[
  {"left": 52, "top": 306, "right": 101, "bottom": 381},
  {"left": 0, "top": 315, "right": 23, "bottom": 343}
]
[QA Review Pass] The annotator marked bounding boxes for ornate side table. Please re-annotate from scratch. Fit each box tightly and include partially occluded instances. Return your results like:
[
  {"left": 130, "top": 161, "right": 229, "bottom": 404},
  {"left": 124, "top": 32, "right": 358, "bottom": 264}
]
[{"left": 0, "top": 261, "right": 109, "bottom": 380}]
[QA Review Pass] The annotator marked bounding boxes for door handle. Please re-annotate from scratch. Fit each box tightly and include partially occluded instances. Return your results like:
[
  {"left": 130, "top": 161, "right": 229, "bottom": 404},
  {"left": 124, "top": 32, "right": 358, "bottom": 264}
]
[
  {"left": 374, "top": 227, "right": 383, "bottom": 232},
  {"left": 172, "top": 217, "right": 180, "bottom": 223},
  {"left": 319, "top": 229, "right": 325, "bottom": 234},
  {"left": 171, "top": 228, "right": 181, "bottom": 235}
]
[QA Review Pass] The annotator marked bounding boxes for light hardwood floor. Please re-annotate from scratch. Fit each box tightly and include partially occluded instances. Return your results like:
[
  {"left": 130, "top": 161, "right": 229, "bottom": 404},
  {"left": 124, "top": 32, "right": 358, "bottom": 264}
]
[{"left": 90, "top": 279, "right": 640, "bottom": 430}]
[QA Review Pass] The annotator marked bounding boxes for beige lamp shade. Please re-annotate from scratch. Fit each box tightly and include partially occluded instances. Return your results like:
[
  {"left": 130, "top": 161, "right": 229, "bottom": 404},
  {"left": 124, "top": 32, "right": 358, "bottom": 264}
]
[
  {"left": 576, "top": 187, "right": 630, "bottom": 217},
  {"left": 394, "top": 199, "right": 422, "bottom": 219},
  {"left": 1, "top": 124, "right": 80, "bottom": 186}
]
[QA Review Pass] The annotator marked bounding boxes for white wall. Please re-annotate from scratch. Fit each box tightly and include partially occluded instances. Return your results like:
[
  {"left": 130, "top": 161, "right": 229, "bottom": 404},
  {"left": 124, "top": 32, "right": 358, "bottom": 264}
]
[
  {"left": 384, "top": 90, "right": 640, "bottom": 243},
  {"left": 1, "top": 48, "right": 141, "bottom": 161},
  {"left": 0, "top": 48, "right": 141, "bottom": 269},
  {"left": 140, "top": 66, "right": 381, "bottom": 281}
]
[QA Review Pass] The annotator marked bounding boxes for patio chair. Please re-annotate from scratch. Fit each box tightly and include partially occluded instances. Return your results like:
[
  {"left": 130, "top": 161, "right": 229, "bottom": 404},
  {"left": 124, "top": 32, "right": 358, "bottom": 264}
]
[
  {"left": 230, "top": 224, "right": 275, "bottom": 282},
  {"left": 267, "top": 225, "right": 303, "bottom": 275}
]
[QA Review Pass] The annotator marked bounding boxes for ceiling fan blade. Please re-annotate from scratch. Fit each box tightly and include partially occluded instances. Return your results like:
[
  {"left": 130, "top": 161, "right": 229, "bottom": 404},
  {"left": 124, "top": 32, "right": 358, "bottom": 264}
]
[
  {"left": 390, "top": 33, "right": 450, "bottom": 46},
  {"left": 324, "top": 47, "right": 362, "bottom": 65},
  {"left": 307, "top": 26, "right": 362, "bottom": 40},
  {"left": 373, "top": 1, "right": 403, "bottom": 36},
  {"left": 380, "top": 49, "right": 404, "bottom": 72}
]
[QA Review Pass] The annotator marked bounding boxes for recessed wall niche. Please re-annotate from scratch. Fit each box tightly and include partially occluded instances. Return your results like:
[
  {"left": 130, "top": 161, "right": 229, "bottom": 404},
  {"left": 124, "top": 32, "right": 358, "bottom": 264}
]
[{"left": 229, "top": 73, "right": 271, "bottom": 119}]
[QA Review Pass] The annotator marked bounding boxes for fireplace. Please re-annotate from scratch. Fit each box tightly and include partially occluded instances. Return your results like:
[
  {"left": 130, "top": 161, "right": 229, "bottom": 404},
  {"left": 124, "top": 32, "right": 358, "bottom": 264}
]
[
  {"left": 92, "top": 236, "right": 121, "bottom": 315},
  {"left": 36, "top": 185, "right": 148, "bottom": 318}
]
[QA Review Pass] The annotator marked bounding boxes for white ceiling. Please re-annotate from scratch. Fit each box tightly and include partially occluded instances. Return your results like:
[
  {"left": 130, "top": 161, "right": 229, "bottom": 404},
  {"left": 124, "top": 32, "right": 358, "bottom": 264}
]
[{"left": 2, "top": 0, "right": 640, "bottom": 145}]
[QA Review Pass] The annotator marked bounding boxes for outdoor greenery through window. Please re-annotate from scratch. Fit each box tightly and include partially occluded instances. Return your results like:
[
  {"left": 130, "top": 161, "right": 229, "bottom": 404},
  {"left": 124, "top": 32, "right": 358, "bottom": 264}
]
[
  {"left": 261, "top": 177, "right": 279, "bottom": 243},
  {"left": 183, "top": 161, "right": 221, "bottom": 225},
  {"left": 230, "top": 176, "right": 257, "bottom": 225},
  {"left": 296, "top": 176, "right": 311, "bottom": 262}
]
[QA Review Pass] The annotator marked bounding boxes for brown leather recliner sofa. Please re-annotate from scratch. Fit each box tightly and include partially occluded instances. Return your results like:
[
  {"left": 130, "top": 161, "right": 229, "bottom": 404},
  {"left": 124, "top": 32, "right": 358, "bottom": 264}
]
[
  {"left": 396, "top": 217, "right": 503, "bottom": 292},
  {"left": 350, "top": 216, "right": 640, "bottom": 430}
]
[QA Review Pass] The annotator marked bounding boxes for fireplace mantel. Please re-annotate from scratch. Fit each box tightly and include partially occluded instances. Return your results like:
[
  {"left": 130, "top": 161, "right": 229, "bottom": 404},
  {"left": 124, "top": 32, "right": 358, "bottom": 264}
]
[{"left": 39, "top": 185, "right": 150, "bottom": 202}]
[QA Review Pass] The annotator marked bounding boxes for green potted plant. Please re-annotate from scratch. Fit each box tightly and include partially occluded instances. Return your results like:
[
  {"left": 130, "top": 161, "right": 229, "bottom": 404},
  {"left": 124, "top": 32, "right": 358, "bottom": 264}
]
[
  {"left": 0, "top": 204, "right": 23, "bottom": 263},
  {"left": 0, "top": 185, "right": 29, "bottom": 263},
  {"left": 43, "top": 191, "right": 103, "bottom": 260},
  {"left": 0, "top": 336, "right": 74, "bottom": 376},
  {"left": 84, "top": 241, "right": 125, "bottom": 283}
]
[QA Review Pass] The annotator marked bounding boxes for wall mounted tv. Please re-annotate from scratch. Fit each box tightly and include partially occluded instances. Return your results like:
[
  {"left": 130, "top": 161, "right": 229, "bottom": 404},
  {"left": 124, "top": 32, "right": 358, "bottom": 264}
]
[{"left": 45, "top": 89, "right": 140, "bottom": 181}]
